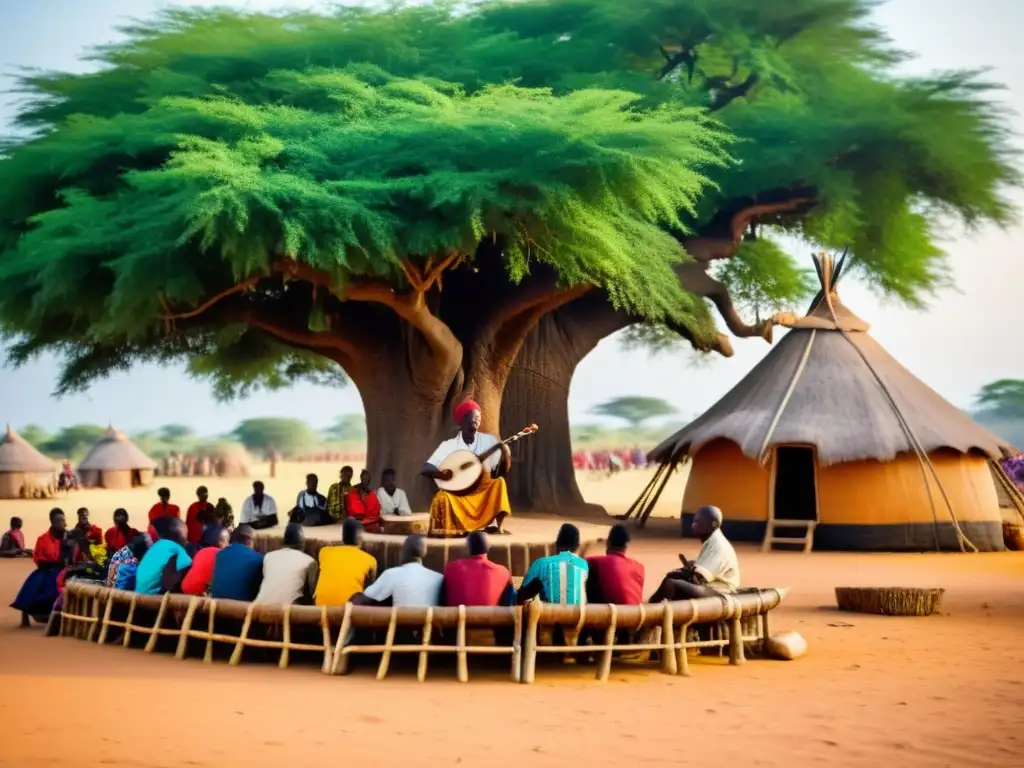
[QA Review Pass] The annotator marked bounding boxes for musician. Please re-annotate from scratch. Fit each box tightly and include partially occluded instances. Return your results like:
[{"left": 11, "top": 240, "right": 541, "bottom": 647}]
[{"left": 422, "top": 398, "right": 512, "bottom": 537}]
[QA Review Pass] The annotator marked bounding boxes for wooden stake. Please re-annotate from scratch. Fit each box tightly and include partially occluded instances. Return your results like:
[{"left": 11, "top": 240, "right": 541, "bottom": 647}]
[
  {"left": 85, "top": 595, "right": 101, "bottom": 642},
  {"left": 122, "top": 595, "right": 137, "bottom": 647},
  {"left": 511, "top": 606, "right": 523, "bottom": 683},
  {"left": 97, "top": 593, "right": 115, "bottom": 646},
  {"left": 175, "top": 597, "right": 199, "bottom": 661},
  {"left": 376, "top": 606, "right": 399, "bottom": 681},
  {"left": 229, "top": 603, "right": 254, "bottom": 665},
  {"left": 522, "top": 600, "right": 540, "bottom": 684},
  {"left": 661, "top": 603, "right": 678, "bottom": 675},
  {"left": 320, "top": 606, "right": 333, "bottom": 675},
  {"left": 145, "top": 592, "right": 170, "bottom": 653},
  {"left": 676, "top": 621, "right": 692, "bottom": 677},
  {"left": 279, "top": 604, "right": 292, "bottom": 669},
  {"left": 204, "top": 601, "right": 217, "bottom": 663},
  {"left": 597, "top": 604, "right": 617, "bottom": 682},
  {"left": 417, "top": 607, "right": 434, "bottom": 683},
  {"left": 728, "top": 614, "right": 745, "bottom": 666},
  {"left": 456, "top": 605, "right": 468, "bottom": 683},
  {"left": 331, "top": 603, "right": 353, "bottom": 676}
]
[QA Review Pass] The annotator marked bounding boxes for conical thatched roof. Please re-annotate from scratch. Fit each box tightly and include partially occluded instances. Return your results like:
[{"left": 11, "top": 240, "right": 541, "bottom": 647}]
[
  {"left": 651, "top": 253, "right": 1015, "bottom": 467},
  {"left": 78, "top": 426, "right": 158, "bottom": 471},
  {"left": 0, "top": 424, "right": 57, "bottom": 473}
]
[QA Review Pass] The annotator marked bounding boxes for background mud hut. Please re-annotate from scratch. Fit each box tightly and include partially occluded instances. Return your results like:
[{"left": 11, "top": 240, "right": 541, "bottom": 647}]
[
  {"left": 0, "top": 424, "right": 57, "bottom": 499},
  {"left": 77, "top": 426, "right": 158, "bottom": 489},
  {"left": 633, "top": 253, "right": 1015, "bottom": 553}
]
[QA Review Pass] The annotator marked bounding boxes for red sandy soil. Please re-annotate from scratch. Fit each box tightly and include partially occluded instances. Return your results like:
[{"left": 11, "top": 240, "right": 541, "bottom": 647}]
[{"left": 2, "top": 521, "right": 1023, "bottom": 768}]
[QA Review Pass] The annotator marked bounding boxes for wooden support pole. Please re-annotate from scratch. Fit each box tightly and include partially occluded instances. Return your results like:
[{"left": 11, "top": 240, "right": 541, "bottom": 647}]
[
  {"left": 376, "top": 606, "right": 399, "bottom": 681},
  {"left": 522, "top": 600, "right": 540, "bottom": 684},
  {"left": 229, "top": 603, "right": 255, "bottom": 665},
  {"left": 145, "top": 592, "right": 170, "bottom": 653},
  {"left": 456, "top": 605, "right": 468, "bottom": 683},
  {"left": 86, "top": 594, "right": 101, "bottom": 643},
  {"left": 331, "top": 603, "right": 353, "bottom": 676},
  {"left": 279, "top": 604, "right": 292, "bottom": 669},
  {"left": 676, "top": 621, "right": 692, "bottom": 677},
  {"left": 511, "top": 606, "right": 523, "bottom": 683},
  {"left": 320, "top": 606, "right": 334, "bottom": 675},
  {"left": 122, "top": 594, "right": 137, "bottom": 647},
  {"left": 417, "top": 607, "right": 434, "bottom": 683},
  {"left": 661, "top": 603, "right": 678, "bottom": 675},
  {"left": 97, "top": 592, "right": 115, "bottom": 646},
  {"left": 597, "top": 604, "right": 617, "bottom": 682},
  {"left": 728, "top": 614, "right": 745, "bottom": 666},
  {"left": 176, "top": 597, "right": 199, "bottom": 661},
  {"left": 204, "top": 601, "right": 218, "bottom": 663}
]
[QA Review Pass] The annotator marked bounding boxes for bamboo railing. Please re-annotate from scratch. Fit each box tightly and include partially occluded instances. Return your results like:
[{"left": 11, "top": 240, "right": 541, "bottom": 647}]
[{"left": 59, "top": 581, "right": 786, "bottom": 683}]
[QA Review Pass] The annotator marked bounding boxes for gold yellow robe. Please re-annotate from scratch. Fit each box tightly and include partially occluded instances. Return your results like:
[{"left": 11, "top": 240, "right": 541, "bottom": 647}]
[{"left": 428, "top": 471, "right": 511, "bottom": 538}]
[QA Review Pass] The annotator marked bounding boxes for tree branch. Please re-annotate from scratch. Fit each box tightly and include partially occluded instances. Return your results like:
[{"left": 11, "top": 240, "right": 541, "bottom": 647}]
[
  {"left": 708, "top": 73, "right": 760, "bottom": 111},
  {"left": 160, "top": 276, "right": 262, "bottom": 326},
  {"left": 242, "top": 313, "right": 357, "bottom": 364}
]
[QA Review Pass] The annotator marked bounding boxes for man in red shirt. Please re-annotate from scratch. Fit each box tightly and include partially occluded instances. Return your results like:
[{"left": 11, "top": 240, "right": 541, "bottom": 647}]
[
  {"left": 442, "top": 532, "right": 515, "bottom": 607},
  {"left": 1, "top": 516, "right": 30, "bottom": 557},
  {"left": 586, "top": 524, "right": 645, "bottom": 605},
  {"left": 148, "top": 487, "right": 181, "bottom": 524},
  {"left": 74, "top": 508, "right": 103, "bottom": 545},
  {"left": 345, "top": 470, "right": 382, "bottom": 533},
  {"left": 104, "top": 508, "right": 140, "bottom": 554},
  {"left": 12, "top": 508, "right": 70, "bottom": 626},
  {"left": 185, "top": 485, "right": 214, "bottom": 545}
]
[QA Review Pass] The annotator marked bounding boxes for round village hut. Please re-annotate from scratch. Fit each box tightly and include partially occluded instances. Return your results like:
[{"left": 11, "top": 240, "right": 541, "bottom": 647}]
[
  {"left": 630, "top": 253, "right": 1016, "bottom": 552},
  {"left": 0, "top": 425, "right": 57, "bottom": 499},
  {"left": 77, "top": 426, "right": 158, "bottom": 490},
  {"left": 202, "top": 443, "right": 251, "bottom": 478}
]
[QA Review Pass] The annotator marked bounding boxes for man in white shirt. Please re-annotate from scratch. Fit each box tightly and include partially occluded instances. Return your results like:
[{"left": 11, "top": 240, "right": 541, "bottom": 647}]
[
  {"left": 240, "top": 481, "right": 279, "bottom": 530},
  {"left": 649, "top": 505, "right": 741, "bottom": 601},
  {"left": 351, "top": 535, "right": 442, "bottom": 608},
  {"left": 421, "top": 398, "right": 512, "bottom": 537},
  {"left": 376, "top": 468, "right": 412, "bottom": 516},
  {"left": 255, "top": 523, "right": 318, "bottom": 605}
]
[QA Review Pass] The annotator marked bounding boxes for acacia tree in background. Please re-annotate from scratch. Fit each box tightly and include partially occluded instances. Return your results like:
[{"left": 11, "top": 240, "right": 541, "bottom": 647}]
[
  {"left": 975, "top": 379, "right": 1024, "bottom": 421},
  {"left": 232, "top": 419, "right": 320, "bottom": 458},
  {"left": 591, "top": 396, "right": 677, "bottom": 430},
  {"left": 0, "top": 1, "right": 1017, "bottom": 511}
]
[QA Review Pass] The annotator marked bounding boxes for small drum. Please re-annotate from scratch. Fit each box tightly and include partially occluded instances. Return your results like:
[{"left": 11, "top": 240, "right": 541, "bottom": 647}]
[{"left": 381, "top": 513, "right": 430, "bottom": 536}]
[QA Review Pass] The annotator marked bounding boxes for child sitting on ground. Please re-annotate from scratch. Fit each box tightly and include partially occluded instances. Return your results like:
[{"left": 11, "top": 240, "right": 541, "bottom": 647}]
[{"left": 0, "top": 517, "right": 32, "bottom": 558}]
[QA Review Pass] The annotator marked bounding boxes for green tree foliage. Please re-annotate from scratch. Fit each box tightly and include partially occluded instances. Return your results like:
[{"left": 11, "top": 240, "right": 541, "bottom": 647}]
[
  {"left": 323, "top": 413, "right": 366, "bottom": 444},
  {"left": 18, "top": 424, "right": 51, "bottom": 449},
  {"left": 975, "top": 379, "right": 1024, "bottom": 420},
  {"left": 232, "top": 418, "right": 319, "bottom": 457},
  {"left": 591, "top": 395, "right": 677, "bottom": 428},
  {"left": 42, "top": 424, "right": 107, "bottom": 458}
]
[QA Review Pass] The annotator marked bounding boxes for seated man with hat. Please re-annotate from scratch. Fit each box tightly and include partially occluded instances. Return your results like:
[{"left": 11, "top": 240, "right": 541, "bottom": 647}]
[{"left": 421, "top": 398, "right": 512, "bottom": 537}]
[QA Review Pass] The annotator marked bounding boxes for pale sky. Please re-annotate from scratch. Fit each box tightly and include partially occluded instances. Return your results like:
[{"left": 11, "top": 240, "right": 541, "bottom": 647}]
[{"left": 0, "top": 0, "right": 1020, "bottom": 434}]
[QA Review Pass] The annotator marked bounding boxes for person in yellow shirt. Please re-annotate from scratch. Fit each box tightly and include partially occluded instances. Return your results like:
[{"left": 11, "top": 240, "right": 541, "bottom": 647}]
[{"left": 315, "top": 518, "right": 377, "bottom": 606}]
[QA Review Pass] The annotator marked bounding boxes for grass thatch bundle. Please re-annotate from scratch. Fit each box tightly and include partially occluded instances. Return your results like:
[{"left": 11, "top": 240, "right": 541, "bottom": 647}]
[{"left": 835, "top": 587, "right": 944, "bottom": 616}]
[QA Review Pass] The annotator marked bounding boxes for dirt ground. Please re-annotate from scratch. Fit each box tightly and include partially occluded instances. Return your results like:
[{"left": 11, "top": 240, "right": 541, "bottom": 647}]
[{"left": 1, "top": 464, "right": 1023, "bottom": 767}]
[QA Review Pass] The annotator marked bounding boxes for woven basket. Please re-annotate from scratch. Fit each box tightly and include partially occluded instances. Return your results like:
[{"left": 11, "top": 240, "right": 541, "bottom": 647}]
[
  {"left": 835, "top": 587, "right": 944, "bottom": 617},
  {"left": 1002, "top": 522, "right": 1024, "bottom": 551}
]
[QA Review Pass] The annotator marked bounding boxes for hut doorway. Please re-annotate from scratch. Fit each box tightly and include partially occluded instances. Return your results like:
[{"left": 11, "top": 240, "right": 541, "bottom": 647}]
[{"left": 772, "top": 446, "right": 819, "bottom": 521}]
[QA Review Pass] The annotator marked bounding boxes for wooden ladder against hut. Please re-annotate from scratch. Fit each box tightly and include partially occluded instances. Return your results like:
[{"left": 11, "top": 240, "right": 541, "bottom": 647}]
[{"left": 762, "top": 519, "right": 817, "bottom": 553}]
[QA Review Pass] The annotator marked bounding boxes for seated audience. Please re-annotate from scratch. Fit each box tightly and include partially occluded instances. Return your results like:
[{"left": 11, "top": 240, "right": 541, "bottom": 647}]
[
  {"left": 1, "top": 516, "right": 31, "bottom": 558},
  {"left": 181, "top": 525, "right": 230, "bottom": 596},
  {"left": 376, "top": 468, "right": 411, "bottom": 516},
  {"left": 210, "top": 525, "right": 264, "bottom": 601},
  {"left": 345, "top": 469, "right": 382, "bottom": 533},
  {"left": 255, "top": 523, "right": 318, "bottom": 605},
  {"left": 352, "top": 535, "right": 441, "bottom": 607},
  {"left": 213, "top": 498, "right": 235, "bottom": 530},
  {"left": 11, "top": 508, "right": 70, "bottom": 626},
  {"left": 326, "top": 466, "right": 354, "bottom": 522},
  {"left": 240, "top": 481, "right": 279, "bottom": 530},
  {"left": 649, "top": 505, "right": 740, "bottom": 601},
  {"left": 75, "top": 508, "right": 103, "bottom": 545},
  {"left": 586, "top": 524, "right": 645, "bottom": 605},
  {"left": 441, "top": 531, "right": 515, "bottom": 607},
  {"left": 147, "top": 487, "right": 181, "bottom": 523},
  {"left": 106, "top": 534, "right": 152, "bottom": 591},
  {"left": 104, "top": 509, "right": 139, "bottom": 555},
  {"left": 296, "top": 473, "right": 330, "bottom": 527},
  {"left": 185, "top": 486, "right": 215, "bottom": 545},
  {"left": 315, "top": 519, "right": 377, "bottom": 606},
  {"left": 135, "top": 518, "right": 191, "bottom": 595},
  {"left": 517, "top": 523, "right": 588, "bottom": 605}
]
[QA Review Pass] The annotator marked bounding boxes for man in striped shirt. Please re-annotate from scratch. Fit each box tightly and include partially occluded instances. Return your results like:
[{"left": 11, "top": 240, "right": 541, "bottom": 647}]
[{"left": 517, "top": 524, "right": 588, "bottom": 605}]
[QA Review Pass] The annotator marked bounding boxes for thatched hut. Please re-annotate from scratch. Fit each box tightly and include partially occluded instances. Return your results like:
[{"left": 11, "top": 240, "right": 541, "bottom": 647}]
[
  {"left": 635, "top": 253, "right": 1015, "bottom": 552},
  {"left": 0, "top": 425, "right": 57, "bottom": 499},
  {"left": 202, "top": 443, "right": 251, "bottom": 478},
  {"left": 77, "top": 426, "right": 158, "bottom": 489}
]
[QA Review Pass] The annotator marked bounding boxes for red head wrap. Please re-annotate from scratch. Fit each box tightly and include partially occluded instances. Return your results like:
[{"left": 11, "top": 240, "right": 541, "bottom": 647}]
[{"left": 453, "top": 398, "right": 481, "bottom": 424}]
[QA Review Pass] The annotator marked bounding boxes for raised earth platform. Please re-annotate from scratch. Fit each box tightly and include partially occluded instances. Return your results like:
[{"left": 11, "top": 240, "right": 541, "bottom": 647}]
[{"left": 253, "top": 517, "right": 610, "bottom": 578}]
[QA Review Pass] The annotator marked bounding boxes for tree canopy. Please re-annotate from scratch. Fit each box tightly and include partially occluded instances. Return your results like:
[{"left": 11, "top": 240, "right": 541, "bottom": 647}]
[
  {"left": 975, "top": 379, "right": 1024, "bottom": 421},
  {"left": 231, "top": 418, "right": 319, "bottom": 457},
  {"left": 591, "top": 395, "right": 678, "bottom": 428}
]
